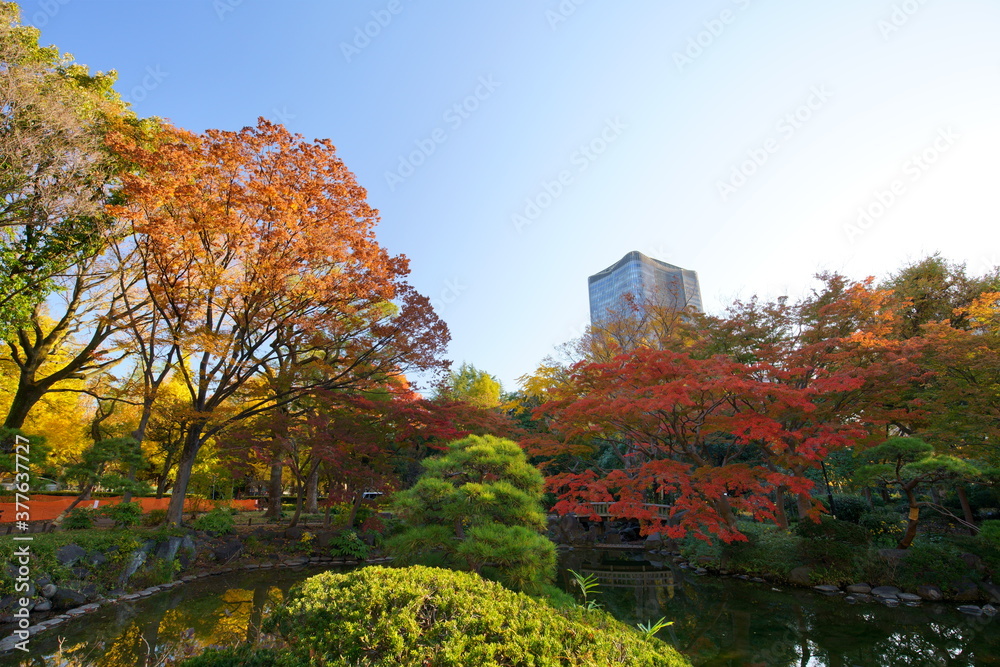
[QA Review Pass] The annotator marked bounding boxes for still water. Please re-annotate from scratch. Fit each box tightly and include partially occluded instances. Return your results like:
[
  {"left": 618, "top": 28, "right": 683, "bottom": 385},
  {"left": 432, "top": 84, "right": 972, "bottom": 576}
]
[{"left": 1, "top": 551, "right": 997, "bottom": 666}]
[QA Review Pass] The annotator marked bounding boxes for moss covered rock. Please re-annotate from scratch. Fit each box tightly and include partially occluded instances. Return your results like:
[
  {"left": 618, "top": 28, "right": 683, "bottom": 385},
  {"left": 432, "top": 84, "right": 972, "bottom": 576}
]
[{"left": 266, "top": 565, "right": 691, "bottom": 666}]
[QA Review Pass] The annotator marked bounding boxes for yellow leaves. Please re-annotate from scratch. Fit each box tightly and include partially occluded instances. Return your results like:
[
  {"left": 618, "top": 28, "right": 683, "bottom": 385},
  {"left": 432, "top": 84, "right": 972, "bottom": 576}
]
[{"left": 967, "top": 292, "right": 1000, "bottom": 334}]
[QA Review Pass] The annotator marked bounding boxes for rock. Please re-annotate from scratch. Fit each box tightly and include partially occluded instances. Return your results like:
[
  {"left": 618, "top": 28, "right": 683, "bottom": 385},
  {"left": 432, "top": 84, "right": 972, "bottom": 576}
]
[
  {"left": 154, "top": 536, "right": 185, "bottom": 562},
  {"left": 979, "top": 582, "right": 1000, "bottom": 603},
  {"left": 982, "top": 604, "right": 997, "bottom": 616},
  {"left": 283, "top": 526, "right": 305, "bottom": 540},
  {"left": 916, "top": 585, "right": 943, "bottom": 601},
  {"left": 877, "top": 549, "right": 908, "bottom": 566},
  {"left": 954, "top": 581, "right": 981, "bottom": 602},
  {"left": 871, "top": 586, "right": 901, "bottom": 599},
  {"left": 788, "top": 566, "right": 813, "bottom": 586},
  {"left": 118, "top": 550, "right": 148, "bottom": 587},
  {"left": 81, "top": 584, "right": 101, "bottom": 601},
  {"left": 71, "top": 566, "right": 90, "bottom": 579},
  {"left": 882, "top": 598, "right": 900, "bottom": 607},
  {"left": 213, "top": 540, "right": 244, "bottom": 562},
  {"left": 845, "top": 595, "right": 859, "bottom": 604},
  {"left": 694, "top": 568, "right": 708, "bottom": 575},
  {"left": 751, "top": 577, "right": 766, "bottom": 584},
  {"left": 56, "top": 545, "right": 87, "bottom": 567},
  {"left": 33, "top": 599, "right": 51, "bottom": 612},
  {"left": 645, "top": 532, "right": 663, "bottom": 548},
  {"left": 89, "top": 552, "right": 108, "bottom": 567},
  {"left": 50, "top": 588, "right": 87, "bottom": 611},
  {"left": 314, "top": 531, "right": 335, "bottom": 550},
  {"left": 958, "top": 605, "right": 983, "bottom": 616},
  {"left": 898, "top": 593, "right": 922, "bottom": 604},
  {"left": 846, "top": 583, "right": 871, "bottom": 594},
  {"left": 813, "top": 585, "right": 841, "bottom": 594}
]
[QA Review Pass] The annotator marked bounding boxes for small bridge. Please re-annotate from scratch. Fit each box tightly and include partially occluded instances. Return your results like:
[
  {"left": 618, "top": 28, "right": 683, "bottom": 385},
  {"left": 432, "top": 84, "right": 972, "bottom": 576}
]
[
  {"left": 576, "top": 566, "right": 674, "bottom": 589},
  {"left": 584, "top": 502, "right": 673, "bottom": 521}
]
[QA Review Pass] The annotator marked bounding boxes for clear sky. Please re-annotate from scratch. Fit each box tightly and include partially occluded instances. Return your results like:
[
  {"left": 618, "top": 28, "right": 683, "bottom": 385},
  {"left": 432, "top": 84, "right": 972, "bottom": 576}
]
[{"left": 31, "top": 0, "right": 1000, "bottom": 391}]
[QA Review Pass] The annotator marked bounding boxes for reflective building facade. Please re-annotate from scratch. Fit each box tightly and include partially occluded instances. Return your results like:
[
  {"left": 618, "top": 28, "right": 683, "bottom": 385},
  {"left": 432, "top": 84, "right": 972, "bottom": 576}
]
[{"left": 588, "top": 251, "right": 703, "bottom": 323}]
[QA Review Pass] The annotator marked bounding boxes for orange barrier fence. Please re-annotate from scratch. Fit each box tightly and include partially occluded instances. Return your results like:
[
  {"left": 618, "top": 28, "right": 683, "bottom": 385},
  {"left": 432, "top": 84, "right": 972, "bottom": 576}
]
[{"left": 0, "top": 496, "right": 258, "bottom": 523}]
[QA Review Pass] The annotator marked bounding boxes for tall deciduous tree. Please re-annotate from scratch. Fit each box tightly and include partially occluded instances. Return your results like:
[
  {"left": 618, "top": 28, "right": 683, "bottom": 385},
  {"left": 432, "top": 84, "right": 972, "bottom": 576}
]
[
  {"left": 0, "top": 3, "right": 142, "bottom": 335},
  {"left": 110, "top": 118, "right": 448, "bottom": 524}
]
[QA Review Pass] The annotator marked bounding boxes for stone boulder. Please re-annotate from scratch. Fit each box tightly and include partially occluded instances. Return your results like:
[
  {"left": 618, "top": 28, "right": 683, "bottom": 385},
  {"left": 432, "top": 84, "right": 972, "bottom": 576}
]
[
  {"left": 50, "top": 588, "right": 87, "bottom": 610},
  {"left": 788, "top": 566, "right": 813, "bottom": 586},
  {"left": 871, "top": 586, "right": 901, "bottom": 600},
  {"left": 56, "top": 544, "right": 87, "bottom": 567},
  {"left": 213, "top": 539, "right": 244, "bottom": 562},
  {"left": 846, "top": 583, "right": 872, "bottom": 594},
  {"left": 953, "top": 580, "right": 982, "bottom": 602},
  {"left": 283, "top": 526, "right": 305, "bottom": 540},
  {"left": 916, "top": 585, "right": 943, "bottom": 601},
  {"left": 979, "top": 582, "right": 1000, "bottom": 603}
]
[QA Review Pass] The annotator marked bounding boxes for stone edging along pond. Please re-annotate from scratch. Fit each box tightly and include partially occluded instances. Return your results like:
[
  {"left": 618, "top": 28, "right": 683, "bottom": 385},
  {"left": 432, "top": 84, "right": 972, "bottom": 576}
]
[
  {"left": 0, "top": 553, "right": 393, "bottom": 654},
  {"left": 651, "top": 547, "right": 1000, "bottom": 618}
]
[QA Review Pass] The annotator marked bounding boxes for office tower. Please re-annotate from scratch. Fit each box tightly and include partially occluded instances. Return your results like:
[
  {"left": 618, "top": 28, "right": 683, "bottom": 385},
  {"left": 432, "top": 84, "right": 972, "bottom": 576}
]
[{"left": 588, "top": 251, "right": 703, "bottom": 323}]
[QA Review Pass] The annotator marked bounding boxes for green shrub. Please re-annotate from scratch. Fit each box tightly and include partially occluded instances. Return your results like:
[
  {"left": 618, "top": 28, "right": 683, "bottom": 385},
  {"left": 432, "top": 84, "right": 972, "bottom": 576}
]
[
  {"left": 64, "top": 508, "right": 94, "bottom": 530},
  {"left": 141, "top": 509, "right": 168, "bottom": 527},
  {"left": 827, "top": 494, "right": 870, "bottom": 524},
  {"left": 328, "top": 529, "right": 370, "bottom": 560},
  {"left": 980, "top": 520, "right": 1000, "bottom": 549},
  {"left": 896, "top": 542, "right": 974, "bottom": 594},
  {"left": 794, "top": 515, "right": 870, "bottom": 545},
  {"left": 180, "top": 647, "right": 291, "bottom": 667},
  {"left": 100, "top": 501, "right": 143, "bottom": 528},
  {"left": 859, "top": 508, "right": 907, "bottom": 543},
  {"left": 720, "top": 522, "right": 799, "bottom": 579},
  {"left": 192, "top": 507, "right": 235, "bottom": 535},
  {"left": 266, "top": 566, "right": 690, "bottom": 666}
]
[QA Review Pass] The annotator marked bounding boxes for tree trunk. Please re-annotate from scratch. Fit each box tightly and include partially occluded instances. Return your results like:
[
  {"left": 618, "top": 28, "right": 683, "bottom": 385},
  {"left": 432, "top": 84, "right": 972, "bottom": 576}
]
[
  {"left": 774, "top": 485, "right": 789, "bottom": 529},
  {"left": 266, "top": 462, "right": 283, "bottom": 519},
  {"left": 288, "top": 481, "right": 305, "bottom": 528},
  {"left": 863, "top": 487, "right": 873, "bottom": 508},
  {"left": 51, "top": 482, "right": 95, "bottom": 526},
  {"left": 956, "top": 485, "right": 977, "bottom": 535},
  {"left": 796, "top": 493, "right": 814, "bottom": 522},
  {"left": 897, "top": 485, "right": 920, "bottom": 549},
  {"left": 123, "top": 395, "right": 157, "bottom": 503},
  {"left": 2, "top": 383, "right": 45, "bottom": 430},
  {"left": 166, "top": 426, "right": 204, "bottom": 525},
  {"left": 714, "top": 496, "right": 739, "bottom": 531},
  {"left": 305, "top": 467, "right": 319, "bottom": 514},
  {"left": 347, "top": 492, "right": 365, "bottom": 530}
]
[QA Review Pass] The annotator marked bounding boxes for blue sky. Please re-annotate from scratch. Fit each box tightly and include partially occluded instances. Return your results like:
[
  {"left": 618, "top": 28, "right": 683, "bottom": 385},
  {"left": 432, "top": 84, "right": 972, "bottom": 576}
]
[{"left": 31, "top": 0, "right": 1000, "bottom": 391}]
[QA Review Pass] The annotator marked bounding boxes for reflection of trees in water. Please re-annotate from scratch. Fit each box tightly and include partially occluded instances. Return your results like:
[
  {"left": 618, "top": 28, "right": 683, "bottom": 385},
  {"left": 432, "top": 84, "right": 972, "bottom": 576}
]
[{"left": 558, "top": 550, "right": 999, "bottom": 666}]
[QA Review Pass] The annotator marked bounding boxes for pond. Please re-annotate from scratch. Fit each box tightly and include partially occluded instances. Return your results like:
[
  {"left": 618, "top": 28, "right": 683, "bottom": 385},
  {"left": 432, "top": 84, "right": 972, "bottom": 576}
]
[{"left": 1, "top": 551, "right": 996, "bottom": 666}]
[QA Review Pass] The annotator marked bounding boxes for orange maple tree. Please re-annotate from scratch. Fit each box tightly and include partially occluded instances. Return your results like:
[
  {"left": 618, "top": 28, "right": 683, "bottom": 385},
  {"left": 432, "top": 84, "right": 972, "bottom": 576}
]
[{"left": 110, "top": 118, "right": 448, "bottom": 524}]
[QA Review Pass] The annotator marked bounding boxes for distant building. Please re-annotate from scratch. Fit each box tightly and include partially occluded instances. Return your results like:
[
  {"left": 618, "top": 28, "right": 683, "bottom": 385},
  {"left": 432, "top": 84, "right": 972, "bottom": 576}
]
[{"left": 588, "top": 251, "right": 703, "bottom": 324}]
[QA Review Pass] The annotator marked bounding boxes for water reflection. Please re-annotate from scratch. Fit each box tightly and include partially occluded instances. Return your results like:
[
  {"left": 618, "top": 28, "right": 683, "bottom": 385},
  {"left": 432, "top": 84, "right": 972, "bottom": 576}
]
[
  {"left": 559, "top": 549, "right": 999, "bottom": 666},
  {"left": 2, "top": 569, "right": 312, "bottom": 667},
  {"left": 2, "top": 557, "right": 996, "bottom": 666}
]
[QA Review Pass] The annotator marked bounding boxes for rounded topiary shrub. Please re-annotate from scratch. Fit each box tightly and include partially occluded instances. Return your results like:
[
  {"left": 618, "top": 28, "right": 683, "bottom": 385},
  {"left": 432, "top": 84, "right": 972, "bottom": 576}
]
[{"left": 266, "top": 565, "right": 690, "bottom": 667}]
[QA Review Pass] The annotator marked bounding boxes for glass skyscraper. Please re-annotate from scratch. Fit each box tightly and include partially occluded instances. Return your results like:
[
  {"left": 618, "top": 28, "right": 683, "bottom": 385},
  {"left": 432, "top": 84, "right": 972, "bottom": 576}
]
[{"left": 588, "top": 251, "right": 703, "bottom": 323}]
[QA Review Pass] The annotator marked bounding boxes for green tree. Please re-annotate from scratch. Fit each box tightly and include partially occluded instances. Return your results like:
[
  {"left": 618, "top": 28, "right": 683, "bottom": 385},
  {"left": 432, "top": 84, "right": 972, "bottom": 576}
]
[
  {"left": 0, "top": 2, "right": 140, "bottom": 336},
  {"left": 856, "top": 437, "right": 979, "bottom": 548},
  {"left": 387, "top": 434, "right": 557, "bottom": 594},
  {"left": 439, "top": 362, "right": 502, "bottom": 409}
]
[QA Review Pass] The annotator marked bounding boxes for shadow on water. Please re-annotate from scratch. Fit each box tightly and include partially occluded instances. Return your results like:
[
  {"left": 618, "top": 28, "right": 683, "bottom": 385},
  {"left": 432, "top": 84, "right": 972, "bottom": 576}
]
[
  {"left": 558, "top": 549, "right": 999, "bottom": 666},
  {"left": 1, "top": 555, "right": 997, "bottom": 666}
]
